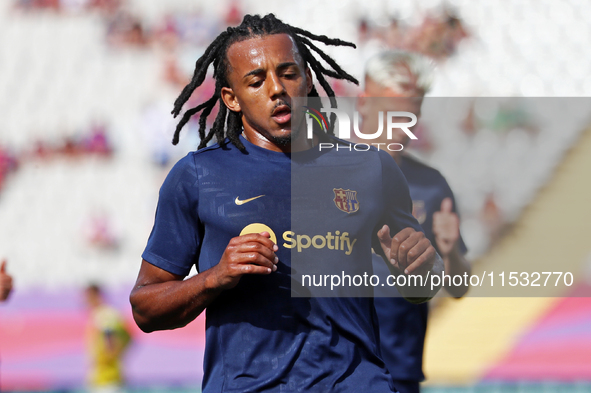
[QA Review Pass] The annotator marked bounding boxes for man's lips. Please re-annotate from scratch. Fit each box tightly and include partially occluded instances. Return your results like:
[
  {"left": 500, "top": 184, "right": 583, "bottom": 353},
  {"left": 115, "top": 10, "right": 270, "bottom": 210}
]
[{"left": 271, "top": 105, "right": 291, "bottom": 124}]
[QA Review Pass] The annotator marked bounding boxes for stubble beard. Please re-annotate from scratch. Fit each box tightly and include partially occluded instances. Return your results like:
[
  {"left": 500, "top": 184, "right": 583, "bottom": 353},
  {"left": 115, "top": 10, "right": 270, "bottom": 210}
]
[{"left": 270, "top": 125, "right": 300, "bottom": 147}]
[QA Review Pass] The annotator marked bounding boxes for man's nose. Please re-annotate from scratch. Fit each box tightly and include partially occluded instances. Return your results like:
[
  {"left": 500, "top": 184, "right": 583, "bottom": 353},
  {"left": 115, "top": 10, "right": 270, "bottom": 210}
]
[{"left": 267, "top": 73, "right": 286, "bottom": 97}]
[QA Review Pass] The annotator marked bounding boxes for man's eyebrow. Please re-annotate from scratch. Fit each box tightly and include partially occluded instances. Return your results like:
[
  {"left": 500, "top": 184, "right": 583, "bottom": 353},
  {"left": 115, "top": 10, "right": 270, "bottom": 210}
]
[
  {"left": 243, "top": 68, "right": 264, "bottom": 79},
  {"left": 242, "top": 62, "right": 299, "bottom": 79},
  {"left": 277, "top": 62, "right": 299, "bottom": 70}
]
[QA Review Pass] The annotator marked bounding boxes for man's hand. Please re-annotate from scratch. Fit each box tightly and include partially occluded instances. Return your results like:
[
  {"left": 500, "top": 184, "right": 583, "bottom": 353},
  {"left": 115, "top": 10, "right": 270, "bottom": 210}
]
[
  {"left": 377, "top": 226, "right": 436, "bottom": 276},
  {"left": 432, "top": 198, "right": 460, "bottom": 257},
  {"left": 377, "top": 226, "right": 443, "bottom": 303},
  {"left": 433, "top": 198, "right": 471, "bottom": 297},
  {"left": 130, "top": 231, "right": 279, "bottom": 332},
  {"left": 1, "top": 259, "right": 13, "bottom": 302},
  {"left": 210, "top": 232, "right": 279, "bottom": 291}
]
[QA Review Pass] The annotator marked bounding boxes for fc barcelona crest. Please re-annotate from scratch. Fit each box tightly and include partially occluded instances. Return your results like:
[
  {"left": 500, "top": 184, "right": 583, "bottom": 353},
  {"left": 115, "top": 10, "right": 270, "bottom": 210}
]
[{"left": 333, "top": 188, "right": 359, "bottom": 214}]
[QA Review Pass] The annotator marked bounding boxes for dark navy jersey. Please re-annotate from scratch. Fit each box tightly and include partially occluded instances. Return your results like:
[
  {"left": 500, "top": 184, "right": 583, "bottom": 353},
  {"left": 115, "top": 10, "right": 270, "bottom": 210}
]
[
  {"left": 373, "top": 154, "right": 467, "bottom": 382},
  {"left": 142, "top": 134, "right": 423, "bottom": 392}
]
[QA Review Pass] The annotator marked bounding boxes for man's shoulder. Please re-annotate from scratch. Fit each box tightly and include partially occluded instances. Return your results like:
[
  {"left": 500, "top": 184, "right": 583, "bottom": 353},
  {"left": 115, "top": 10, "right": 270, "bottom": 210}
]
[
  {"left": 161, "top": 142, "right": 234, "bottom": 192},
  {"left": 172, "top": 140, "right": 237, "bottom": 169},
  {"left": 401, "top": 154, "right": 447, "bottom": 183},
  {"left": 192, "top": 140, "right": 236, "bottom": 159},
  {"left": 400, "top": 154, "right": 457, "bottom": 203}
]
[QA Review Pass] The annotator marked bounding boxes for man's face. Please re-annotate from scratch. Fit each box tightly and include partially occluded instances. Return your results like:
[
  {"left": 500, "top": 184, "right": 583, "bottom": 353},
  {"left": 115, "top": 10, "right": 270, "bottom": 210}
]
[
  {"left": 359, "top": 76, "right": 423, "bottom": 147},
  {"left": 221, "top": 33, "right": 313, "bottom": 149}
]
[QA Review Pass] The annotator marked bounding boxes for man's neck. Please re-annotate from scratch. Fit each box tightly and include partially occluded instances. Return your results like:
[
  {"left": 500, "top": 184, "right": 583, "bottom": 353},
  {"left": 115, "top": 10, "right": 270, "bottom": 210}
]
[
  {"left": 290, "top": 133, "right": 318, "bottom": 152},
  {"left": 242, "top": 129, "right": 317, "bottom": 153}
]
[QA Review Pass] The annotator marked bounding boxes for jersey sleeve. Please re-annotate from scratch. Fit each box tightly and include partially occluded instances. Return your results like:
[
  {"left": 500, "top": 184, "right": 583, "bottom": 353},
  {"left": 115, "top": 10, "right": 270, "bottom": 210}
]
[
  {"left": 142, "top": 153, "right": 201, "bottom": 276},
  {"left": 372, "top": 151, "right": 424, "bottom": 256}
]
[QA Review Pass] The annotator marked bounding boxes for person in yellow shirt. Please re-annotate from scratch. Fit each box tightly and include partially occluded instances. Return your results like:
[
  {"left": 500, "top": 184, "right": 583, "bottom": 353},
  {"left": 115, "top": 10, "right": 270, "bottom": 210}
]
[{"left": 85, "top": 284, "right": 131, "bottom": 393}]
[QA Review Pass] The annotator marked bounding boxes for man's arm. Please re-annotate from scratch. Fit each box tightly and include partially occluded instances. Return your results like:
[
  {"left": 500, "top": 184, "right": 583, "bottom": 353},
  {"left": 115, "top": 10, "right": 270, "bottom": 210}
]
[
  {"left": 375, "top": 151, "right": 444, "bottom": 303},
  {"left": 432, "top": 198, "right": 471, "bottom": 297},
  {"left": 377, "top": 226, "right": 444, "bottom": 304},
  {"left": 0, "top": 259, "right": 13, "bottom": 302},
  {"left": 442, "top": 246, "right": 470, "bottom": 297},
  {"left": 130, "top": 232, "right": 278, "bottom": 332}
]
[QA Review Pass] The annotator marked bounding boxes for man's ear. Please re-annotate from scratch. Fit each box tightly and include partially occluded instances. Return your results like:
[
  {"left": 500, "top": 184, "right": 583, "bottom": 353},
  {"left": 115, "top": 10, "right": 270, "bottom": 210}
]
[
  {"left": 221, "top": 86, "right": 241, "bottom": 113},
  {"left": 305, "top": 67, "right": 313, "bottom": 94}
]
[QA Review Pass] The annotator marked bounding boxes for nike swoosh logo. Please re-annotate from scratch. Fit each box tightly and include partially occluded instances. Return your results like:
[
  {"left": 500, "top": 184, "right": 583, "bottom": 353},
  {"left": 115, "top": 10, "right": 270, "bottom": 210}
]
[{"left": 235, "top": 195, "right": 265, "bottom": 205}]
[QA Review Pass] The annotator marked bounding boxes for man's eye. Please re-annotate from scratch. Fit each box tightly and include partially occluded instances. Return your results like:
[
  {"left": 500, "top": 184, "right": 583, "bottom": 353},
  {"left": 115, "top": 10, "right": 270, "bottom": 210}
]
[
  {"left": 283, "top": 73, "right": 296, "bottom": 79},
  {"left": 250, "top": 80, "right": 263, "bottom": 87}
]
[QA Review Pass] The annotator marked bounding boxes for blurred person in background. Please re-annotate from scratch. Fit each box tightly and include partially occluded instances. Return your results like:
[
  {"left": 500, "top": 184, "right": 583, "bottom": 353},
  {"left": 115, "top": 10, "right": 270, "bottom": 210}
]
[
  {"left": 0, "top": 259, "right": 13, "bottom": 302},
  {"left": 85, "top": 284, "right": 131, "bottom": 393},
  {"left": 356, "top": 50, "right": 471, "bottom": 393}
]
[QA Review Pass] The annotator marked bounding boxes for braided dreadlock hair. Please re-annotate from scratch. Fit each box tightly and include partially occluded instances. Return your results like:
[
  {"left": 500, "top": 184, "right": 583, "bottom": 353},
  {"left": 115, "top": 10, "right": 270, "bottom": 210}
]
[{"left": 171, "top": 13, "right": 359, "bottom": 151}]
